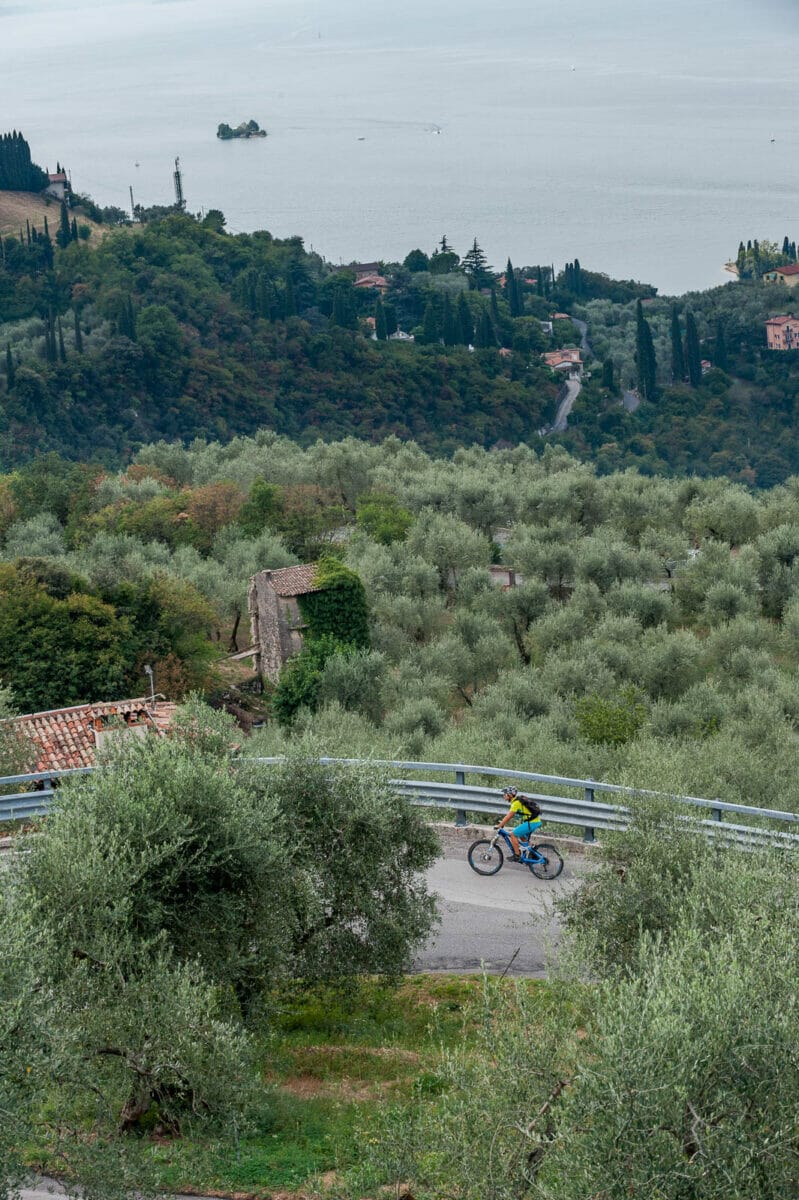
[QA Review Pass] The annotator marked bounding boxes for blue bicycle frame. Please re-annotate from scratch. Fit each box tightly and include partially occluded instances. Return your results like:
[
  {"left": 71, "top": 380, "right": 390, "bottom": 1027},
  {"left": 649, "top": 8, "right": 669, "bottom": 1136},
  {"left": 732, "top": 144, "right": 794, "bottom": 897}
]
[{"left": 495, "top": 827, "right": 546, "bottom": 864}]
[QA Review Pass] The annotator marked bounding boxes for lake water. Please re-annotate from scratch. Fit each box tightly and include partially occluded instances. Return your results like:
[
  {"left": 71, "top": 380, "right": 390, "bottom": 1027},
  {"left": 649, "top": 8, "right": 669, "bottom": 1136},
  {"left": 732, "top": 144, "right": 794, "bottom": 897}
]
[{"left": 1, "top": 0, "right": 798, "bottom": 294}]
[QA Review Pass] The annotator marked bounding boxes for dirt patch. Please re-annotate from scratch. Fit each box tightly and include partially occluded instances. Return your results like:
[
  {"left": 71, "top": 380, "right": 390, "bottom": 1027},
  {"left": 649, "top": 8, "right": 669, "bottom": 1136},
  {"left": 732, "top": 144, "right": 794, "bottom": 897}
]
[
  {"left": 279, "top": 1073, "right": 401, "bottom": 1103},
  {"left": 0, "top": 189, "right": 107, "bottom": 243}
]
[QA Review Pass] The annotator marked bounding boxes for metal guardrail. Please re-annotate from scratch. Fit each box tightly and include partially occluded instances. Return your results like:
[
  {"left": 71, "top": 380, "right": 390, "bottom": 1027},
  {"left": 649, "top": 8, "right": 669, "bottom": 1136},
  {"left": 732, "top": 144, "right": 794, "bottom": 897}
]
[{"left": 2, "top": 758, "right": 799, "bottom": 851}]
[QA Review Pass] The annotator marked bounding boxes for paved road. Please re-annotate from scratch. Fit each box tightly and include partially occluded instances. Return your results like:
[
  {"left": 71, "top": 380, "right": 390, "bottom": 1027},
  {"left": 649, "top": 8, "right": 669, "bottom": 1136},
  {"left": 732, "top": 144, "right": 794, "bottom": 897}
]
[
  {"left": 413, "top": 841, "right": 586, "bottom": 976},
  {"left": 551, "top": 375, "right": 582, "bottom": 433}
]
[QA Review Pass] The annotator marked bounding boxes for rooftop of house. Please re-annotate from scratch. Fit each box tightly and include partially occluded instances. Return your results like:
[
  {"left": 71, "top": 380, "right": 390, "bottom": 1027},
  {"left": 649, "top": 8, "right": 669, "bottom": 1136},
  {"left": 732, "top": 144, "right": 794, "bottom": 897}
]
[
  {"left": 772, "top": 264, "right": 799, "bottom": 277},
  {"left": 353, "top": 274, "right": 388, "bottom": 289},
  {"left": 6, "top": 698, "right": 176, "bottom": 773},
  {"left": 766, "top": 315, "right": 798, "bottom": 326},
  {"left": 47, "top": 171, "right": 68, "bottom": 183},
  {"left": 265, "top": 562, "right": 323, "bottom": 598},
  {"left": 544, "top": 348, "right": 582, "bottom": 366},
  {"left": 348, "top": 262, "right": 381, "bottom": 277}
]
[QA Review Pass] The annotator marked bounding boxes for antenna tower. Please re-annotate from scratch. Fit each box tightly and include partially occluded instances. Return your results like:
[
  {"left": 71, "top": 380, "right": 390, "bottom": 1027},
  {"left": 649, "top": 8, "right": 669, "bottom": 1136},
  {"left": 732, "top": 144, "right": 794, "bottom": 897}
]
[{"left": 173, "top": 156, "right": 185, "bottom": 210}]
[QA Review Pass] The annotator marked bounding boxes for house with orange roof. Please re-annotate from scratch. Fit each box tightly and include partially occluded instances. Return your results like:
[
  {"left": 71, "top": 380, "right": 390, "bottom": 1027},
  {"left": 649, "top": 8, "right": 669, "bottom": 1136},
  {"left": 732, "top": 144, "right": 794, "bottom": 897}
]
[
  {"left": 5, "top": 697, "right": 176, "bottom": 775},
  {"left": 763, "top": 264, "right": 799, "bottom": 289},
  {"left": 544, "top": 348, "right": 582, "bottom": 373},
  {"left": 353, "top": 273, "right": 389, "bottom": 294}
]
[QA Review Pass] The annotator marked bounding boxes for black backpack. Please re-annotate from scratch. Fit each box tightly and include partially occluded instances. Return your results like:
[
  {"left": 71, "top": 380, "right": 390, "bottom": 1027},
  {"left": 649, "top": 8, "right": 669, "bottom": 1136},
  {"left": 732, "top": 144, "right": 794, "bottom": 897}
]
[{"left": 520, "top": 796, "right": 541, "bottom": 820}]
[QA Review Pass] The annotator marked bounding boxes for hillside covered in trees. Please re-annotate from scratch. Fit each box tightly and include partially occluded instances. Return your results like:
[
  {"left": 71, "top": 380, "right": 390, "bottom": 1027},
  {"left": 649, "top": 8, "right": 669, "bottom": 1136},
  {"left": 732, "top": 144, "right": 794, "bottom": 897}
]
[
  {"left": 4, "top": 436, "right": 799, "bottom": 820},
  {"left": 1, "top": 201, "right": 797, "bottom": 478},
  {"left": 0, "top": 213, "right": 559, "bottom": 460}
]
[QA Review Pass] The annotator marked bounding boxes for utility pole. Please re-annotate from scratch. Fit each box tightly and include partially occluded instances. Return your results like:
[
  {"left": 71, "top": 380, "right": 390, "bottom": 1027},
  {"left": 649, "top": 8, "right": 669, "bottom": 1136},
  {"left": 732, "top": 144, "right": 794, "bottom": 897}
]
[{"left": 129, "top": 185, "right": 135, "bottom": 222}]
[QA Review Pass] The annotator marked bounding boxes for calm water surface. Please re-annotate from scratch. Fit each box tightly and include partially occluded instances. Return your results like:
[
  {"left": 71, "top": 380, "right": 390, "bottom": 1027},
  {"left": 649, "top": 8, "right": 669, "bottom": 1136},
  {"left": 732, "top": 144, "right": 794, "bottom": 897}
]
[{"left": 1, "top": 0, "right": 797, "bottom": 294}]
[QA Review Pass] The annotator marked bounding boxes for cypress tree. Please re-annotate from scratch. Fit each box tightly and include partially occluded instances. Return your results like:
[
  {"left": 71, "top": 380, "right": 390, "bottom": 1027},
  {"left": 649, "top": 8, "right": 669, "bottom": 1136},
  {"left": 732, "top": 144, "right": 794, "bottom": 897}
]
[
  {"left": 25, "top": 219, "right": 31, "bottom": 247},
  {"left": 505, "top": 258, "right": 521, "bottom": 317},
  {"left": 635, "top": 300, "right": 658, "bottom": 402},
  {"left": 57, "top": 317, "right": 66, "bottom": 363},
  {"left": 374, "top": 295, "right": 387, "bottom": 341},
  {"left": 70, "top": 217, "right": 78, "bottom": 243},
  {"left": 714, "top": 317, "right": 728, "bottom": 372},
  {"left": 422, "top": 299, "right": 440, "bottom": 344},
  {"left": 442, "top": 294, "right": 459, "bottom": 347},
  {"left": 384, "top": 302, "right": 398, "bottom": 337},
  {"left": 5, "top": 344, "right": 14, "bottom": 390},
  {"left": 783, "top": 236, "right": 791, "bottom": 257},
  {"left": 490, "top": 286, "right": 501, "bottom": 328},
  {"left": 475, "top": 307, "right": 495, "bottom": 349},
  {"left": 685, "top": 310, "right": 702, "bottom": 387},
  {"left": 670, "top": 304, "right": 685, "bottom": 382},
  {"left": 73, "top": 309, "right": 83, "bottom": 354},
  {"left": 601, "top": 358, "right": 614, "bottom": 390},
  {"left": 573, "top": 257, "right": 582, "bottom": 296},
  {"left": 457, "top": 292, "right": 474, "bottom": 346},
  {"left": 688, "top": 323, "right": 703, "bottom": 385},
  {"left": 331, "top": 283, "right": 357, "bottom": 329},
  {"left": 57, "top": 200, "right": 71, "bottom": 249}
]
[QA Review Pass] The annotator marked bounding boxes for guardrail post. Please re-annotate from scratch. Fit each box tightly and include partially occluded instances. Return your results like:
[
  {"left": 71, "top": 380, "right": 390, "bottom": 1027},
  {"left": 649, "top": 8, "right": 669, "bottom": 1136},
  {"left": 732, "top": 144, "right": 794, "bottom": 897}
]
[
  {"left": 583, "top": 786, "right": 596, "bottom": 843},
  {"left": 454, "top": 770, "right": 467, "bottom": 826},
  {"left": 711, "top": 804, "right": 723, "bottom": 823}
]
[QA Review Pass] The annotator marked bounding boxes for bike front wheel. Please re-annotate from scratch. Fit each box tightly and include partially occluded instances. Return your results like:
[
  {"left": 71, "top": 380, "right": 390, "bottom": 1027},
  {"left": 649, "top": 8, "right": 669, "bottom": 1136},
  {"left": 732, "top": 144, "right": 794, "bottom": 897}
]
[
  {"left": 529, "top": 843, "right": 564, "bottom": 880},
  {"left": 468, "top": 838, "right": 504, "bottom": 876}
]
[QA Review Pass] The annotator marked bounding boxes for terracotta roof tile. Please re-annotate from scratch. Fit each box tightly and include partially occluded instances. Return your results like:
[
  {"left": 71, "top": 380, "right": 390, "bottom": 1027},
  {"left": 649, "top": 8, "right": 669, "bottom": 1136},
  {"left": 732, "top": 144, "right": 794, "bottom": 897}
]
[
  {"left": 266, "top": 563, "right": 322, "bottom": 597},
  {"left": 5, "top": 698, "right": 177, "bottom": 773}
]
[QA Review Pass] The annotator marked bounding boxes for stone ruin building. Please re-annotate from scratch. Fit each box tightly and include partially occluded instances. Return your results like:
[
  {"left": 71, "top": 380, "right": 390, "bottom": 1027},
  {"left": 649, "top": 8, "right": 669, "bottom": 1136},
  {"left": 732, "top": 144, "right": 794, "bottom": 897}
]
[{"left": 248, "top": 562, "right": 321, "bottom": 682}]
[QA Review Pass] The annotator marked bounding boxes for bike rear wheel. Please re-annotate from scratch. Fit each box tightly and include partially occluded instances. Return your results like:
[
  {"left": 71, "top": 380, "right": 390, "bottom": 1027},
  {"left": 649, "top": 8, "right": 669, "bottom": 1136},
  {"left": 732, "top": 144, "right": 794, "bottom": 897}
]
[
  {"left": 468, "top": 838, "right": 505, "bottom": 876},
  {"left": 529, "top": 843, "right": 564, "bottom": 880}
]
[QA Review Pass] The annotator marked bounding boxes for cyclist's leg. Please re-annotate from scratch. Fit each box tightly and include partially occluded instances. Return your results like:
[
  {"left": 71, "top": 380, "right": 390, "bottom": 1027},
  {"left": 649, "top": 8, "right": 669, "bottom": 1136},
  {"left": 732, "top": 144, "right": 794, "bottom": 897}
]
[{"left": 510, "top": 820, "right": 531, "bottom": 857}]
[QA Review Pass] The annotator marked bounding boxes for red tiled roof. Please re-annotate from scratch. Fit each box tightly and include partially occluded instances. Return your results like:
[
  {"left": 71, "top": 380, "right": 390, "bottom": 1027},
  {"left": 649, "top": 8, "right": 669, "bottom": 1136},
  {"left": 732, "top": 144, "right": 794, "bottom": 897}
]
[
  {"left": 47, "top": 172, "right": 67, "bottom": 183},
  {"left": 775, "top": 264, "right": 799, "bottom": 276},
  {"left": 766, "top": 315, "right": 798, "bottom": 326},
  {"left": 544, "top": 349, "right": 582, "bottom": 367},
  {"left": 6, "top": 698, "right": 177, "bottom": 773},
  {"left": 353, "top": 274, "right": 388, "bottom": 289},
  {"left": 267, "top": 562, "right": 322, "bottom": 597}
]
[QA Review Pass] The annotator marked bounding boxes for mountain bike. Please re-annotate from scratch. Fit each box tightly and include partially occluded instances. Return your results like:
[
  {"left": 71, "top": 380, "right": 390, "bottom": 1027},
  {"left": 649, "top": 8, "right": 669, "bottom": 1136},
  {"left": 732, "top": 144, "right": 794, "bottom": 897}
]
[{"left": 467, "top": 827, "right": 564, "bottom": 880}]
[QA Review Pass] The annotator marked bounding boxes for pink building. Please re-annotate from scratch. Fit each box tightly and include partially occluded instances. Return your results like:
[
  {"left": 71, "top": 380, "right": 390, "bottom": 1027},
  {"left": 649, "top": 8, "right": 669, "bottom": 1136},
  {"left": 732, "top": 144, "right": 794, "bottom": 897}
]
[{"left": 766, "top": 315, "right": 799, "bottom": 351}]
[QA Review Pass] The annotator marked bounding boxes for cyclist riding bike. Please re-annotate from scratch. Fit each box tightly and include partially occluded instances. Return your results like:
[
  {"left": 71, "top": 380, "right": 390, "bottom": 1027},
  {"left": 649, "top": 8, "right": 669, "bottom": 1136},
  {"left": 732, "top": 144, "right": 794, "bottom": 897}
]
[{"left": 495, "top": 786, "right": 542, "bottom": 862}]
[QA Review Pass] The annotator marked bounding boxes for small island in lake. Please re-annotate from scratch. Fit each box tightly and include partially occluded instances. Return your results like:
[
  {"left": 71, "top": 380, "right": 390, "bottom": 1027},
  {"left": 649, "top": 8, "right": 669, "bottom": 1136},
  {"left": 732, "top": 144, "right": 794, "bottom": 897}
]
[{"left": 217, "top": 120, "right": 267, "bottom": 140}]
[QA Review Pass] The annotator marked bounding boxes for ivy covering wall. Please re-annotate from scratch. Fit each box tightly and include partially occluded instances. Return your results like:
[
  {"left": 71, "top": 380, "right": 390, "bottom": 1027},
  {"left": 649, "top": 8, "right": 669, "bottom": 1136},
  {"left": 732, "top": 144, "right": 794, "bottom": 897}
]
[
  {"left": 297, "top": 558, "right": 370, "bottom": 650},
  {"left": 273, "top": 559, "right": 369, "bottom": 726}
]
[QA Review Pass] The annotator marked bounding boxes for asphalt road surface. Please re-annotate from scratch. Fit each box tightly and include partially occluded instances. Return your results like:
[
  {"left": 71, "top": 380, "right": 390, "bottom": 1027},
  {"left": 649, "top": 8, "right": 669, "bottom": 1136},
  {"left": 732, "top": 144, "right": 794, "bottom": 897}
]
[{"left": 413, "top": 838, "right": 587, "bottom": 976}]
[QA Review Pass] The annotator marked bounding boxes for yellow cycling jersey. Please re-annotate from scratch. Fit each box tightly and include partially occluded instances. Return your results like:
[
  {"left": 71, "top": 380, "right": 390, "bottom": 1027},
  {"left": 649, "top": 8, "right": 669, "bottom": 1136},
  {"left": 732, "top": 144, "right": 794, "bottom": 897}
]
[{"left": 510, "top": 797, "right": 536, "bottom": 819}]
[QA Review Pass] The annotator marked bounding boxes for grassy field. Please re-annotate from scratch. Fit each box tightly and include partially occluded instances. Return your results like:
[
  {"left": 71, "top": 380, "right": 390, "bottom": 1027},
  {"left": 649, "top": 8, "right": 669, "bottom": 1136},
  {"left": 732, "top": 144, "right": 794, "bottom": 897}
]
[
  {"left": 0, "top": 190, "right": 106, "bottom": 242},
  {"left": 25, "top": 974, "right": 574, "bottom": 1200}
]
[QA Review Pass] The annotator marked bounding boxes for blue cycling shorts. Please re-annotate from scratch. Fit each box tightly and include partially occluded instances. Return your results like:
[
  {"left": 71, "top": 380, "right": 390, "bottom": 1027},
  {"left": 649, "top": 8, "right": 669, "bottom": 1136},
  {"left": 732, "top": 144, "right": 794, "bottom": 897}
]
[{"left": 512, "top": 819, "right": 542, "bottom": 841}]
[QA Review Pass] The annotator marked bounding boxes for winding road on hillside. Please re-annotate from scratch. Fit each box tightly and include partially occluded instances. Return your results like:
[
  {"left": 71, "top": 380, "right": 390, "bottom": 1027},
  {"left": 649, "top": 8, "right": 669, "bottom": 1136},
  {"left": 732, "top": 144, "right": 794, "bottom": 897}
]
[{"left": 547, "top": 316, "right": 592, "bottom": 435}]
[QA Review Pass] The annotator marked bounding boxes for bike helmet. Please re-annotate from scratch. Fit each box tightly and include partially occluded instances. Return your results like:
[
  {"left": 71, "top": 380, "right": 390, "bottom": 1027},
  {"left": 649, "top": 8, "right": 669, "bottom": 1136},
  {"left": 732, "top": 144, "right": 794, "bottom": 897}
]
[{"left": 503, "top": 785, "right": 518, "bottom": 798}]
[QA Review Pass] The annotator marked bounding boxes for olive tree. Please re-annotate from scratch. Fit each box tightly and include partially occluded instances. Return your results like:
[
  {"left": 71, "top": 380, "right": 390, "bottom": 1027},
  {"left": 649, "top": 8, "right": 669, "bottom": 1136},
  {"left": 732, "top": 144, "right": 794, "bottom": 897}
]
[{"left": 0, "top": 701, "right": 439, "bottom": 1197}]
